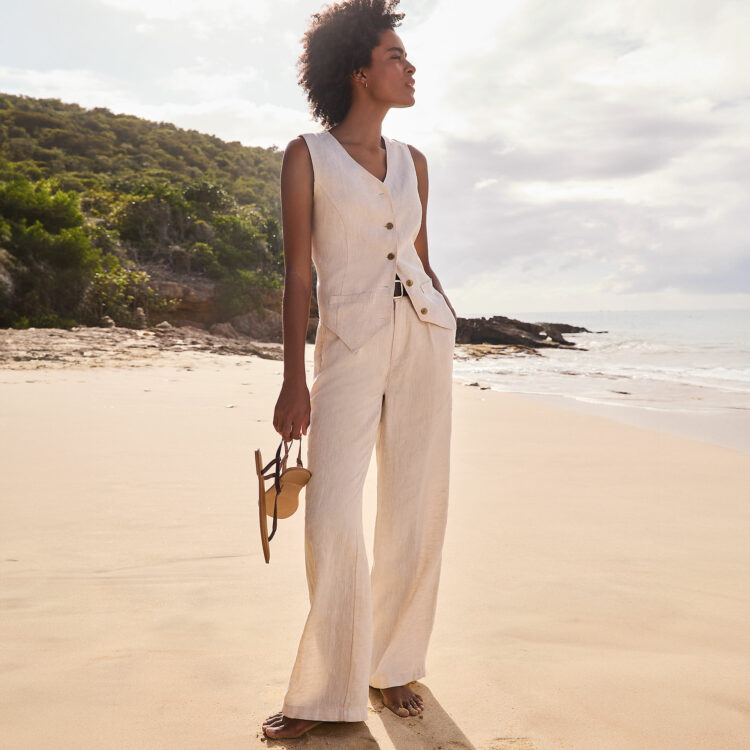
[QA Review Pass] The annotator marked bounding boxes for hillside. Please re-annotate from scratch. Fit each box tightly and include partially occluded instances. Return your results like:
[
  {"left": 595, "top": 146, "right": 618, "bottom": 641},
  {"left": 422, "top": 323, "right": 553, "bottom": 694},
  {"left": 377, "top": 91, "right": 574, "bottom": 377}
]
[
  {"left": 0, "top": 92, "right": 282, "bottom": 210},
  {"left": 0, "top": 92, "right": 289, "bottom": 331}
]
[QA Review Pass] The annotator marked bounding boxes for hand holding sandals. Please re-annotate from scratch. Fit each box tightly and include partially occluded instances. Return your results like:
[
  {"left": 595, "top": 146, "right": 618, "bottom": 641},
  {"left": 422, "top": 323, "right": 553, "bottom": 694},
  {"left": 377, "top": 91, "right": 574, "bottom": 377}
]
[{"left": 274, "top": 374, "right": 310, "bottom": 441}]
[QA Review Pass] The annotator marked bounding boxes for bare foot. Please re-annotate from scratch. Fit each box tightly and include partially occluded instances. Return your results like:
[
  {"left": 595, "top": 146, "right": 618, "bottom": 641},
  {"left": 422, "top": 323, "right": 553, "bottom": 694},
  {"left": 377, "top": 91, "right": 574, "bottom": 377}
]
[
  {"left": 261, "top": 711, "right": 324, "bottom": 739},
  {"left": 380, "top": 683, "right": 424, "bottom": 717}
]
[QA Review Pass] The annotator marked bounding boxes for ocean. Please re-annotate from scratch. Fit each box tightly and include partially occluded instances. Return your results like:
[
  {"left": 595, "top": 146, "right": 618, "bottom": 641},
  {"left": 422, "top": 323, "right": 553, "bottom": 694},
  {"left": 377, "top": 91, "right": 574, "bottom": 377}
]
[{"left": 452, "top": 309, "right": 750, "bottom": 454}]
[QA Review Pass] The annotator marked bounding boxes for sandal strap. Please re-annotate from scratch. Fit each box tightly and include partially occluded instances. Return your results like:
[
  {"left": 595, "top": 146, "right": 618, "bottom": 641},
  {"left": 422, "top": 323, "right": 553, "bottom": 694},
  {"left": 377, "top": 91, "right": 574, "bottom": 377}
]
[
  {"left": 267, "top": 439, "right": 285, "bottom": 541},
  {"left": 265, "top": 435, "right": 306, "bottom": 543}
]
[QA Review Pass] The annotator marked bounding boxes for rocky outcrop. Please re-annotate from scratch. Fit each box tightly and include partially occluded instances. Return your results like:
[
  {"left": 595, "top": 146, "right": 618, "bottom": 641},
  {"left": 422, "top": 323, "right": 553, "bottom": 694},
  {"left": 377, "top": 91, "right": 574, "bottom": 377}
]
[
  {"left": 455, "top": 315, "right": 601, "bottom": 350},
  {"left": 0, "top": 323, "right": 284, "bottom": 369},
  {"left": 209, "top": 322, "right": 241, "bottom": 339},
  {"left": 229, "top": 308, "right": 318, "bottom": 343},
  {"left": 229, "top": 308, "right": 282, "bottom": 340},
  {"left": 148, "top": 277, "right": 219, "bottom": 324}
]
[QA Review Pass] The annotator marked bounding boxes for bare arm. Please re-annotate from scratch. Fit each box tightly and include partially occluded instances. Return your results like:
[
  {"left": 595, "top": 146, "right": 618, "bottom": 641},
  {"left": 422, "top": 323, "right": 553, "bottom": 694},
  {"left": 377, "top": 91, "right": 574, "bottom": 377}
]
[
  {"left": 273, "top": 136, "right": 314, "bottom": 440},
  {"left": 407, "top": 144, "right": 457, "bottom": 323}
]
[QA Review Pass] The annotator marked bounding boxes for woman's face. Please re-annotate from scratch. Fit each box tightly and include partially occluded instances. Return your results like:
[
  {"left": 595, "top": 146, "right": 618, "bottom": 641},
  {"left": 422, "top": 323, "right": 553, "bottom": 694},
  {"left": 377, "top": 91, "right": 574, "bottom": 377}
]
[{"left": 359, "top": 29, "right": 416, "bottom": 108}]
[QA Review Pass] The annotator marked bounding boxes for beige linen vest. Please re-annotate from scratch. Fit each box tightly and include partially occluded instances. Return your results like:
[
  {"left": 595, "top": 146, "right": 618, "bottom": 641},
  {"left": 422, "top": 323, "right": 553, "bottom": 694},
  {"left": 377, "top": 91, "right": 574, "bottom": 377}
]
[{"left": 299, "top": 129, "right": 456, "bottom": 353}]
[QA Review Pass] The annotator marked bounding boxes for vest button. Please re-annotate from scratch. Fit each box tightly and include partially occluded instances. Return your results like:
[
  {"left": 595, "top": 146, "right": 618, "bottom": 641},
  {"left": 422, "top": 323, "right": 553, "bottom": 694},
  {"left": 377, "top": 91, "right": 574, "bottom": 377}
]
[
  {"left": 405, "top": 279, "right": 413, "bottom": 287},
  {"left": 420, "top": 307, "right": 428, "bottom": 314},
  {"left": 385, "top": 222, "right": 394, "bottom": 229},
  {"left": 386, "top": 252, "right": 395, "bottom": 259}
]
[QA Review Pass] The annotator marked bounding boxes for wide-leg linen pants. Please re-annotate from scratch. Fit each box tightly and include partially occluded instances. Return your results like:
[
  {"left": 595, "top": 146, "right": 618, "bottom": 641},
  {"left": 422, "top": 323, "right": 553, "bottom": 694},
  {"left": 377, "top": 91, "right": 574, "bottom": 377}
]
[{"left": 280, "top": 292, "right": 456, "bottom": 722}]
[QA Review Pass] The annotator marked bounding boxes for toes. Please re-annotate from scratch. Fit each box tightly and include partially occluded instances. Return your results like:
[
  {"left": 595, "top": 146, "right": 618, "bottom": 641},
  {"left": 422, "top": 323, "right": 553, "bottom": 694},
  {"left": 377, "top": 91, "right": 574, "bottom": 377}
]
[
  {"left": 263, "top": 714, "right": 286, "bottom": 734},
  {"left": 380, "top": 687, "right": 425, "bottom": 718},
  {"left": 408, "top": 696, "right": 423, "bottom": 713}
]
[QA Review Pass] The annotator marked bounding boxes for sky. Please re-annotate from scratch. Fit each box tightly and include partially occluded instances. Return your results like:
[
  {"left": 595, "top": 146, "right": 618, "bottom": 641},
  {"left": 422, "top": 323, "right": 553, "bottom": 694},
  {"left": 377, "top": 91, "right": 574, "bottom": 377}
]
[{"left": 1, "top": 0, "right": 749, "bottom": 314}]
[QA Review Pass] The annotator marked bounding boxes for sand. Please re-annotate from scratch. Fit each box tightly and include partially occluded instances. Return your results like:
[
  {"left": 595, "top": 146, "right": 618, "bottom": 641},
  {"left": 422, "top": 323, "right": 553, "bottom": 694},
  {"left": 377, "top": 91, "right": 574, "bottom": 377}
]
[{"left": 1, "top": 339, "right": 749, "bottom": 750}]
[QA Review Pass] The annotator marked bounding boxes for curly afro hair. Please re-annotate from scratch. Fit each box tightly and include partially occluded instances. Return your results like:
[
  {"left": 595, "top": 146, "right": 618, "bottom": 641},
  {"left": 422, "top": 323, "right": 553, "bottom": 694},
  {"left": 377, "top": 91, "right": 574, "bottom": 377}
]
[{"left": 297, "top": 0, "right": 406, "bottom": 129}]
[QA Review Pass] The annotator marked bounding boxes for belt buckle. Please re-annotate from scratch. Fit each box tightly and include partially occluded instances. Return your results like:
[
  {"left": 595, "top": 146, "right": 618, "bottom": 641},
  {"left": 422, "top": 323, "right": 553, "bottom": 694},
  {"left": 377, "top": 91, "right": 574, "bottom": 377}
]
[{"left": 393, "top": 278, "right": 404, "bottom": 298}]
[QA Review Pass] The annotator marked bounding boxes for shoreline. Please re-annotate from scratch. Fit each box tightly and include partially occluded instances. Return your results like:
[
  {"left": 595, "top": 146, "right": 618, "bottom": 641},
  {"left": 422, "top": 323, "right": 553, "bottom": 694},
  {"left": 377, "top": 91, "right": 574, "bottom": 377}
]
[
  {"left": 2, "top": 323, "right": 747, "bottom": 454},
  {"left": 453, "top": 374, "right": 750, "bottom": 455}
]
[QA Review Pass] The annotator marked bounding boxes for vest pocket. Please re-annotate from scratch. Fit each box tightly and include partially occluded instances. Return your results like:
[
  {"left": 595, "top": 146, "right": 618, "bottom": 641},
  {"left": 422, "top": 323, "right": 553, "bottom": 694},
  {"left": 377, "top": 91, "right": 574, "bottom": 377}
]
[
  {"left": 419, "top": 280, "right": 457, "bottom": 330},
  {"left": 320, "top": 290, "right": 390, "bottom": 352}
]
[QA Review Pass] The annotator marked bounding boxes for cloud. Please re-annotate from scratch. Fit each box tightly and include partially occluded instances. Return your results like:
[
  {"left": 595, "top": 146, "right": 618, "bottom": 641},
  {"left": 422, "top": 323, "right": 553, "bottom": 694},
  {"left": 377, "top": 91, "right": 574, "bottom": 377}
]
[
  {"left": 1, "top": 0, "right": 748, "bottom": 310},
  {"left": 95, "top": 0, "right": 275, "bottom": 24},
  {"left": 164, "top": 61, "right": 259, "bottom": 99},
  {"left": 393, "top": 0, "right": 750, "bottom": 310},
  {"left": 0, "top": 66, "right": 131, "bottom": 108}
]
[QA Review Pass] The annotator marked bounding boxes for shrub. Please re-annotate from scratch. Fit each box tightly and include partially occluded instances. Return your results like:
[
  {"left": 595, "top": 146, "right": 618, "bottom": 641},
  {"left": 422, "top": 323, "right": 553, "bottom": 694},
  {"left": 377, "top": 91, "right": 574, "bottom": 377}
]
[{"left": 78, "top": 252, "right": 177, "bottom": 327}]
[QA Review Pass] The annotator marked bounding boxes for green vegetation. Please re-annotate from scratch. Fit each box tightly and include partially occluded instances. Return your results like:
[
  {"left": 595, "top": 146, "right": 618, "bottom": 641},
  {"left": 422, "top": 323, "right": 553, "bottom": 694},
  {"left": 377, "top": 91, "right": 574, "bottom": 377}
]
[{"left": 0, "top": 92, "right": 285, "bottom": 329}]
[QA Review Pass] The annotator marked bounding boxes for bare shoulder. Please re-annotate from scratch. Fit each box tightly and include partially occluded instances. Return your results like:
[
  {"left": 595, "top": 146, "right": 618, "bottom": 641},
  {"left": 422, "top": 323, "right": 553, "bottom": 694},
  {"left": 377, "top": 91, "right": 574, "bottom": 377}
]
[
  {"left": 405, "top": 143, "right": 429, "bottom": 195},
  {"left": 281, "top": 136, "right": 314, "bottom": 191},
  {"left": 405, "top": 143, "right": 428, "bottom": 171},
  {"left": 283, "top": 135, "right": 312, "bottom": 166}
]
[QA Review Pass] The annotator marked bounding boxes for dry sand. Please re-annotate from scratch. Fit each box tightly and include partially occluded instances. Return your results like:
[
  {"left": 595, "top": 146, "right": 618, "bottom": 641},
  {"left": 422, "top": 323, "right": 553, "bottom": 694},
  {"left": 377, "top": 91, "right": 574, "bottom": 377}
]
[{"left": 1, "top": 334, "right": 749, "bottom": 749}]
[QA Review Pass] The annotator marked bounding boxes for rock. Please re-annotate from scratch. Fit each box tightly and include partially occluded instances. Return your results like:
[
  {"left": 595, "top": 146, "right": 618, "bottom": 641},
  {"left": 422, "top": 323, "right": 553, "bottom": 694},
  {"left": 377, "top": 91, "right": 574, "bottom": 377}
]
[
  {"left": 171, "top": 319, "right": 207, "bottom": 329},
  {"left": 101, "top": 315, "right": 116, "bottom": 328},
  {"left": 538, "top": 321, "right": 608, "bottom": 335},
  {"left": 148, "top": 278, "right": 218, "bottom": 323},
  {"left": 456, "top": 343, "right": 542, "bottom": 359},
  {"left": 229, "top": 307, "right": 282, "bottom": 341},
  {"left": 227, "top": 307, "right": 319, "bottom": 343},
  {"left": 0, "top": 321, "right": 285, "bottom": 369},
  {"left": 455, "top": 315, "right": 592, "bottom": 350},
  {"left": 134, "top": 307, "right": 147, "bottom": 329},
  {"left": 209, "top": 322, "right": 241, "bottom": 339}
]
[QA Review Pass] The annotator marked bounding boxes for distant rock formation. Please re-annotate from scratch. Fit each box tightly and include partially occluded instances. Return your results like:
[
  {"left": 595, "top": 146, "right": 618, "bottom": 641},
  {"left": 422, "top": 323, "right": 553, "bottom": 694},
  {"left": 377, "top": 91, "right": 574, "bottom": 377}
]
[{"left": 455, "top": 315, "right": 601, "bottom": 350}]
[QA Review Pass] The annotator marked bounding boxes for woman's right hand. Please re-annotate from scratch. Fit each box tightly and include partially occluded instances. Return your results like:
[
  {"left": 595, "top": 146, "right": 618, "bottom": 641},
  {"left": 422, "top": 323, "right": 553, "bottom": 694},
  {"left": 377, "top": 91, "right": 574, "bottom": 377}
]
[{"left": 273, "top": 375, "right": 311, "bottom": 440}]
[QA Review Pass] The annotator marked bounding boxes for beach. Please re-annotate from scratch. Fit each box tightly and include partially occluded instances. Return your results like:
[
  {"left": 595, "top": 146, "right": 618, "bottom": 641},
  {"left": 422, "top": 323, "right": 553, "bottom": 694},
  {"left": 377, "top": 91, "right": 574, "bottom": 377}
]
[{"left": 1, "top": 331, "right": 749, "bottom": 750}]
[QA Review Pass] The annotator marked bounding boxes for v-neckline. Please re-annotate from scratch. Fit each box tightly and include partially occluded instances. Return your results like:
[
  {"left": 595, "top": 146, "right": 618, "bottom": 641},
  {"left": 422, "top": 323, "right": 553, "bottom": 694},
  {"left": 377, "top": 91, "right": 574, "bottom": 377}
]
[{"left": 325, "top": 129, "right": 390, "bottom": 185}]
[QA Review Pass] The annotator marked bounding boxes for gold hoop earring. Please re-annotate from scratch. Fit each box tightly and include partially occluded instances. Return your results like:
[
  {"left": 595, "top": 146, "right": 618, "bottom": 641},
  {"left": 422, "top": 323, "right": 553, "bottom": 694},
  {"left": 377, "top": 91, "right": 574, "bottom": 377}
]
[{"left": 363, "top": 81, "right": 368, "bottom": 88}]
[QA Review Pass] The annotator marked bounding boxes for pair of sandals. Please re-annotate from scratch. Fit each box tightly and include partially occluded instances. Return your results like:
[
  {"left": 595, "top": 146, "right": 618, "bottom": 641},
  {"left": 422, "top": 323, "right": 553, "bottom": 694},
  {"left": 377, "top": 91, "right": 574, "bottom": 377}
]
[{"left": 254, "top": 436, "right": 312, "bottom": 563}]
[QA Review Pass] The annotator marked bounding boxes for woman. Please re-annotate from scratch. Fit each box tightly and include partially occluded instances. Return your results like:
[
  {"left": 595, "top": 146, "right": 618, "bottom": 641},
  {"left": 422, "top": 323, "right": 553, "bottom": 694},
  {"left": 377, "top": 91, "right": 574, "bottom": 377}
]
[{"left": 262, "top": 0, "right": 458, "bottom": 739}]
